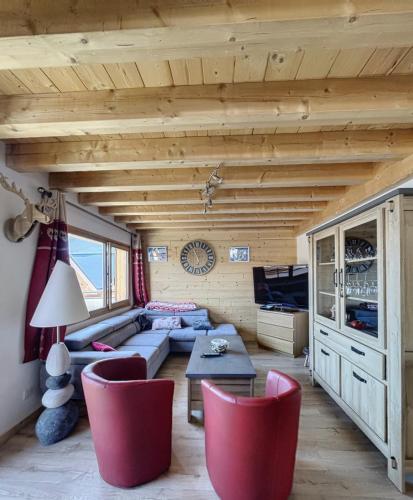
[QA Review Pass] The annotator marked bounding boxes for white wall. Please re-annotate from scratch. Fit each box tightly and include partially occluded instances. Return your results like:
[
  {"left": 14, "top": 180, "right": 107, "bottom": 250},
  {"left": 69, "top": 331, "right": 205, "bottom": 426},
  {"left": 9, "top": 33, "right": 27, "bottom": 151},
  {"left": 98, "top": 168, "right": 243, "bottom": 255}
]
[
  {"left": 0, "top": 143, "right": 130, "bottom": 436},
  {"left": 0, "top": 146, "right": 47, "bottom": 436},
  {"left": 296, "top": 233, "right": 310, "bottom": 264}
]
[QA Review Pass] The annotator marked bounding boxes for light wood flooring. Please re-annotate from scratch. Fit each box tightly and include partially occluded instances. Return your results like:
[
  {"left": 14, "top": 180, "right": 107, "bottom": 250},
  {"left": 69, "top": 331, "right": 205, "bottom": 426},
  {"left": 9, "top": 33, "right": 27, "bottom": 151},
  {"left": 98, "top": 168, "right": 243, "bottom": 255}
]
[{"left": 0, "top": 344, "right": 412, "bottom": 499}]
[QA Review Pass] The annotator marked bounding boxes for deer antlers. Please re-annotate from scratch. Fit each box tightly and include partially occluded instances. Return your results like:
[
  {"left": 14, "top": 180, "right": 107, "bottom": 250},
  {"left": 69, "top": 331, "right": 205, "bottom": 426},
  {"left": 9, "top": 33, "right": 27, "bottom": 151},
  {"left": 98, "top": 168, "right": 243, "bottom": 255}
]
[
  {"left": 1, "top": 172, "right": 54, "bottom": 242},
  {"left": 0, "top": 173, "right": 30, "bottom": 207}
]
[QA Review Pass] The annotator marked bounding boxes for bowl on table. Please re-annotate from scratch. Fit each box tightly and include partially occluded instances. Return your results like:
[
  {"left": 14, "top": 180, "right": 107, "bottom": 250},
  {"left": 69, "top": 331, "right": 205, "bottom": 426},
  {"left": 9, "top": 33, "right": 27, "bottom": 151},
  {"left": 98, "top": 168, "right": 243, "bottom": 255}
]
[{"left": 210, "top": 338, "right": 229, "bottom": 354}]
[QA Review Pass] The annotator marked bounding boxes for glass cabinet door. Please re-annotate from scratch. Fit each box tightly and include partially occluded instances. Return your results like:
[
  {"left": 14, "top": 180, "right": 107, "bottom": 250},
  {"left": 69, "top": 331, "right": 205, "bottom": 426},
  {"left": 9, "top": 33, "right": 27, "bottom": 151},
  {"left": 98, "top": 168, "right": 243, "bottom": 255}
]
[
  {"left": 339, "top": 210, "right": 384, "bottom": 346},
  {"left": 314, "top": 230, "right": 339, "bottom": 328}
]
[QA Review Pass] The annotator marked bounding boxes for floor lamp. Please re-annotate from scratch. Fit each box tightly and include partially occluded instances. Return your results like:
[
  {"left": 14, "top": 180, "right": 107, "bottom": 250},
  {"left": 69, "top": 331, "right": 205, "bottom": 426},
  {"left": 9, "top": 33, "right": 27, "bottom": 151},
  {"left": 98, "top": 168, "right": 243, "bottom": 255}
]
[{"left": 30, "top": 260, "right": 90, "bottom": 445}]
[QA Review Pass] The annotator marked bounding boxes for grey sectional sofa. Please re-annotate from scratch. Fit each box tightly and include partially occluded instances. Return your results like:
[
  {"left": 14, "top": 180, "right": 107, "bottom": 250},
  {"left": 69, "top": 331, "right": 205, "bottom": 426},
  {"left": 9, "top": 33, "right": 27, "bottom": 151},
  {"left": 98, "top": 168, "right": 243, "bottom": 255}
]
[{"left": 41, "top": 307, "right": 237, "bottom": 399}]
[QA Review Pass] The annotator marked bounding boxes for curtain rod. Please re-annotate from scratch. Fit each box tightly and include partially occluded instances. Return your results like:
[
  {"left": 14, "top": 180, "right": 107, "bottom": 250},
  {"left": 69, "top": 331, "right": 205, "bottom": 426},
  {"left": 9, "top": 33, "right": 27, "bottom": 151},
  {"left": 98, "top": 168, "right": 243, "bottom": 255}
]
[{"left": 66, "top": 200, "right": 134, "bottom": 235}]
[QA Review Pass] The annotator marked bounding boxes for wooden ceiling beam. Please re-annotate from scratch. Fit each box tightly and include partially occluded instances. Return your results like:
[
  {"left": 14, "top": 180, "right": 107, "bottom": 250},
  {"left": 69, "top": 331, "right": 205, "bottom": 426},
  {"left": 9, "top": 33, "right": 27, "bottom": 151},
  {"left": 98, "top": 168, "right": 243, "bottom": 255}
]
[
  {"left": 79, "top": 186, "right": 346, "bottom": 206},
  {"left": 99, "top": 201, "right": 327, "bottom": 216},
  {"left": 139, "top": 227, "right": 296, "bottom": 237},
  {"left": 115, "top": 212, "right": 311, "bottom": 224},
  {"left": 297, "top": 154, "right": 413, "bottom": 235},
  {"left": 8, "top": 130, "right": 413, "bottom": 173},
  {"left": 49, "top": 163, "right": 375, "bottom": 192},
  {"left": 3, "top": 76, "right": 413, "bottom": 139},
  {"left": 128, "top": 221, "right": 298, "bottom": 231},
  {"left": 1, "top": 2, "right": 413, "bottom": 70}
]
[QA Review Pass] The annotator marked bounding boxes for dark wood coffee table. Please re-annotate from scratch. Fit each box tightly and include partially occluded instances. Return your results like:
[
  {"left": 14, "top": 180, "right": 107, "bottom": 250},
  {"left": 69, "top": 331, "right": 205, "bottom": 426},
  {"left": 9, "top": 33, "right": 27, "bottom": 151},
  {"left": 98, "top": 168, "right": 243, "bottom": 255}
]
[{"left": 185, "top": 335, "right": 256, "bottom": 422}]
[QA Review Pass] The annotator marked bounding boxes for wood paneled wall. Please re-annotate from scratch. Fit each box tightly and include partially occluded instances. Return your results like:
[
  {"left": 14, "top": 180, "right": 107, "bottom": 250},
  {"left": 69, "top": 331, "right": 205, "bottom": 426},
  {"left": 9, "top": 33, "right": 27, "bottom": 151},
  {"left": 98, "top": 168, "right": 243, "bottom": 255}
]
[{"left": 142, "top": 229, "right": 297, "bottom": 340}]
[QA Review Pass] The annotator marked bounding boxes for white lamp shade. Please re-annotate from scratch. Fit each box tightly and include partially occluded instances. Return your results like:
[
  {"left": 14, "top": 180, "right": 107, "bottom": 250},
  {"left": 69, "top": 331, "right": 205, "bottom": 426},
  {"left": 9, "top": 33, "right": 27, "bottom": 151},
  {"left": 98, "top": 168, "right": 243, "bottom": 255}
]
[{"left": 30, "top": 260, "right": 90, "bottom": 327}]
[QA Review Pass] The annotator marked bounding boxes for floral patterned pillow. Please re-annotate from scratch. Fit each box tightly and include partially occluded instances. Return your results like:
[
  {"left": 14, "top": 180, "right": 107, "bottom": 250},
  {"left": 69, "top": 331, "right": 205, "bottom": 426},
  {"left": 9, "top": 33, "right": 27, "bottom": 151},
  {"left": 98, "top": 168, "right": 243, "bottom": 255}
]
[{"left": 151, "top": 316, "right": 182, "bottom": 330}]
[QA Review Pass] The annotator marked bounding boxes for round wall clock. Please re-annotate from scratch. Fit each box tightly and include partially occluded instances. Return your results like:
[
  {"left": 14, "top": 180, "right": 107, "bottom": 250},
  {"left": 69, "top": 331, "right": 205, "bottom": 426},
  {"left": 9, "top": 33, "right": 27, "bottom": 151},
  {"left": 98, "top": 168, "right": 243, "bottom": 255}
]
[
  {"left": 345, "top": 237, "right": 376, "bottom": 273},
  {"left": 180, "top": 240, "right": 216, "bottom": 275}
]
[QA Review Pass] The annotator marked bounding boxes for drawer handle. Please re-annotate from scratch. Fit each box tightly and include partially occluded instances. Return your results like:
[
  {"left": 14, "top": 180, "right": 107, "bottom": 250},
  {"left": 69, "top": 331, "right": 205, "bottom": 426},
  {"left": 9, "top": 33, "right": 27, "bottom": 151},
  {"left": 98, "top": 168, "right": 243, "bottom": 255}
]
[
  {"left": 351, "top": 346, "right": 365, "bottom": 356},
  {"left": 353, "top": 371, "right": 367, "bottom": 384},
  {"left": 320, "top": 329, "right": 329, "bottom": 336},
  {"left": 321, "top": 348, "right": 330, "bottom": 356}
]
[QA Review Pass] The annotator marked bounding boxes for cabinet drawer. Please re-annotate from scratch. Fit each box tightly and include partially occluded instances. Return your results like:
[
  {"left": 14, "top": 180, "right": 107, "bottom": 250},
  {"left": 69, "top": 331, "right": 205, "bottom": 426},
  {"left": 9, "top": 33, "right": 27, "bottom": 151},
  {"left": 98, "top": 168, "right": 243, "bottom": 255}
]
[
  {"left": 314, "top": 340, "right": 340, "bottom": 395},
  {"left": 257, "top": 333, "right": 295, "bottom": 355},
  {"left": 341, "top": 358, "right": 386, "bottom": 441},
  {"left": 257, "top": 310, "right": 294, "bottom": 328},
  {"left": 257, "top": 322, "right": 294, "bottom": 342},
  {"left": 314, "top": 322, "right": 385, "bottom": 380}
]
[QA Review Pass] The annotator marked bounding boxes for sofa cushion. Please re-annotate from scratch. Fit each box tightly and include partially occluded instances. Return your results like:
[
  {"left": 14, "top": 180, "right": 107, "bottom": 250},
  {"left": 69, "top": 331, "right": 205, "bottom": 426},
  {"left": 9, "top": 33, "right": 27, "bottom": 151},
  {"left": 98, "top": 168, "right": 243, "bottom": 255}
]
[
  {"left": 65, "top": 323, "right": 114, "bottom": 351},
  {"left": 142, "top": 328, "right": 171, "bottom": 336},
  {"left": 169, "top": 327, "right": 207, "bottom": 341},
  {"left": 117, "top": 345, "right": 160, "bottom": 363},
  {"left": 181, "top": 314, "right": 209, "bottom": 327},
  {"left": 98, "top": 323, "right": 138, "bottom": 348},
  {"left": 142, "top": 309, "right": 174, "bottom": 318},
  {"left": 122, "top": 333, "right": 169, "bottom": 350},
  {"left": 120, "top": 308, "right": 144, "bottom": 321},
  {"left": 100, "top": 315, "right": 131, "bottom": 331},
  {"left": 122, "top": 334, "right": 170, "bottom": 366},
  {"left": 208, "top": 324, "right": 238, "bottom": 336},
  {"left": 182, "top": 308, "right": 209, "bottom": 317}
]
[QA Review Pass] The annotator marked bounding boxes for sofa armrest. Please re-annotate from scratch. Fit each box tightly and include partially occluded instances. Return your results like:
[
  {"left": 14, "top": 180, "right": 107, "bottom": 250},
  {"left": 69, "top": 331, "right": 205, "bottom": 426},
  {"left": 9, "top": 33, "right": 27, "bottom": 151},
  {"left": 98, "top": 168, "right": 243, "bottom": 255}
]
[{"left": 69, "top": 350, "right": 141, "bottom": 366}]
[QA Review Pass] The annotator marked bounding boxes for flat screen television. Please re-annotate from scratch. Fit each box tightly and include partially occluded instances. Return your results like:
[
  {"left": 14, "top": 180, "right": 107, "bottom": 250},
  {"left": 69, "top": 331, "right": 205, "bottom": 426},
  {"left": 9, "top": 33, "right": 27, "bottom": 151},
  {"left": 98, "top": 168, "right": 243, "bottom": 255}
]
[{"left": 253, "top": 265, "right": 309, "bottom": 309}]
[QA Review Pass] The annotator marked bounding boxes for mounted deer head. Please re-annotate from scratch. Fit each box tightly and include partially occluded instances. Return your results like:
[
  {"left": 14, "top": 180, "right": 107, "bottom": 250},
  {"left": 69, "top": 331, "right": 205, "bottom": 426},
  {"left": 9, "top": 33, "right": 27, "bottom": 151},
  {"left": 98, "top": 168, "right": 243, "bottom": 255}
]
[{"left": 1, "top": 173, "right": 53, "bottom": 242}]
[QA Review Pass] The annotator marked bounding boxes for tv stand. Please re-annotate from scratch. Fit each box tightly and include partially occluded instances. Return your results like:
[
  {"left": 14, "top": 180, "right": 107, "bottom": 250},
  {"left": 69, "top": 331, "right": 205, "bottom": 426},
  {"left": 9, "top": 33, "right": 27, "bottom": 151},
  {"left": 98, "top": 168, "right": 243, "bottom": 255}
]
[
  {"left": 260, "top": 304, "right": 300, "bottom": 313},
  {"left": 257, "top": 308, "right": 308, "bottom": 357}
]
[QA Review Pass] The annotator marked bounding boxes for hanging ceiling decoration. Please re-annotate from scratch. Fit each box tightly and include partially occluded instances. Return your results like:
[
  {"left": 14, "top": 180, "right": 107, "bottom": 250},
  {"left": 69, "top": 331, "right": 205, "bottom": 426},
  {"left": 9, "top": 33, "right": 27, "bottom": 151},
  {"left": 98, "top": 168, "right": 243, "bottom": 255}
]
[{"left": 201, "top": 164, "right": 224, "bottom": 214}]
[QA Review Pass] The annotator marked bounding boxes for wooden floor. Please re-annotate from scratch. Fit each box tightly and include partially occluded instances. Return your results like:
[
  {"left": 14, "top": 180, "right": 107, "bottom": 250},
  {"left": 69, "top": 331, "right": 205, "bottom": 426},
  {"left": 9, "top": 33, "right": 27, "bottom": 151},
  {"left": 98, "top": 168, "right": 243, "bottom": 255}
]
[{"left": 0, "top": 344, "right": 412, "bottom": 499}]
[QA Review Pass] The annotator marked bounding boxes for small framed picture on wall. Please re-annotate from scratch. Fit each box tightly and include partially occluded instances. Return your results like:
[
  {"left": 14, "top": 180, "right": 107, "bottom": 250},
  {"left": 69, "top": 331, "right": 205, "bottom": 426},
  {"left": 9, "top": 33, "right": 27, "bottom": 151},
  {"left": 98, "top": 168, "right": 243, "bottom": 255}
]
[
  {"left": 229, "top": 246, "right": 250, "bottom": 262},
  {"left": 147, "top": 246, "right": 168, "bottom": 262}
]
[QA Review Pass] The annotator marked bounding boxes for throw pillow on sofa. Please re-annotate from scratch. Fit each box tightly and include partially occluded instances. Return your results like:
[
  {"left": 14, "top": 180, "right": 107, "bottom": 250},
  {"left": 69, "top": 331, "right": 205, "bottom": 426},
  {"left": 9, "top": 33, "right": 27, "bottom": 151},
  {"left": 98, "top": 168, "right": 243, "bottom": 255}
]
[
  {"left": 91, "top": 341, "right": 116, "bottom": 352},
  {"left": 193, "top": 319, "right": 213, "bottom": 331},
  {"left": 135, "top": 313, "right": 152, "bottom": 331},
  {"left": 152, "top": 316, "right": 182, "bottom": 330}
]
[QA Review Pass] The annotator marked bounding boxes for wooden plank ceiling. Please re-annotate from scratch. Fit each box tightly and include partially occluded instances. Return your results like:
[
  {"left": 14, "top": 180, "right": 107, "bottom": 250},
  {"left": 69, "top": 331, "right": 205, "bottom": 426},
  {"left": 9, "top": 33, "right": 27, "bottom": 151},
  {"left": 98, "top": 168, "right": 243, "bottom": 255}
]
[{"left": 3, "top": 0, "right": 413, "bottom": 234}]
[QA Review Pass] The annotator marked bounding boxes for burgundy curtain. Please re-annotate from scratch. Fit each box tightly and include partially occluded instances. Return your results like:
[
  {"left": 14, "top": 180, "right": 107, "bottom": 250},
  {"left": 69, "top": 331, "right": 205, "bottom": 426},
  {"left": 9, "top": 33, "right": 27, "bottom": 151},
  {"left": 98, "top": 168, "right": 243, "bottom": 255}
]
[
  {"left": 132, "top": 233, "right": 148, "bottom": 307},
  {"left": 24, "top": 192, "right": 69, "bottom": 362}
]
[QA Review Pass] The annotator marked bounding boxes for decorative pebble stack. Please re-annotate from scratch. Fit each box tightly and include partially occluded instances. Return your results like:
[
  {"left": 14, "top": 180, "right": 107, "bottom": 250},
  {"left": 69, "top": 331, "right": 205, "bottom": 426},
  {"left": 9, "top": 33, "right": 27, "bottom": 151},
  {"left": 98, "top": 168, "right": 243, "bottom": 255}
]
[{"left": 35, "top": 346, "right": 79, "bottom": 446}]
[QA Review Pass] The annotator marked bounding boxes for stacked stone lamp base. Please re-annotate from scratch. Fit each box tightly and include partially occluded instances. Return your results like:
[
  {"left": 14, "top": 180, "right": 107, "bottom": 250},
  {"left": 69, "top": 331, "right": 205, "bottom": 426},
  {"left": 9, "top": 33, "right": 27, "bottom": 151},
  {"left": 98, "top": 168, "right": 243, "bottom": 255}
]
[{"left": 35, "top": 342, "right": 79, "bottom": 446}]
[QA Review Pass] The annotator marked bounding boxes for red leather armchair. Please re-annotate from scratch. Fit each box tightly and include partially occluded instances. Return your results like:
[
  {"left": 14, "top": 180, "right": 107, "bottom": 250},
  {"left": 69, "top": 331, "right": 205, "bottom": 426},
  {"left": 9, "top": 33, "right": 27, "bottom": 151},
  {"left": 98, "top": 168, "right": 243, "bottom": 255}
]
[
  {"left": 202, "top": 370, "right": 301, "bottom": 500},
  {"left": 81, "top": 357, "right": 174, "bottom": 488}
]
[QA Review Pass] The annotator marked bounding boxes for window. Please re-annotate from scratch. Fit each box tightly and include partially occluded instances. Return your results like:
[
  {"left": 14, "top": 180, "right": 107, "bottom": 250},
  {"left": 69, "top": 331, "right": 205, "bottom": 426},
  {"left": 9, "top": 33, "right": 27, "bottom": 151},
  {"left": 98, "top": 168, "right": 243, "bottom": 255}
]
[
  {"left": 69, "top": 232, "right": 105, "bottom": 312},
  {"left": 110, "top": 245, "right": 129, "bottom": 306},
  {"left": 68, "top": 228, "right": 131, "bottom": 315}
]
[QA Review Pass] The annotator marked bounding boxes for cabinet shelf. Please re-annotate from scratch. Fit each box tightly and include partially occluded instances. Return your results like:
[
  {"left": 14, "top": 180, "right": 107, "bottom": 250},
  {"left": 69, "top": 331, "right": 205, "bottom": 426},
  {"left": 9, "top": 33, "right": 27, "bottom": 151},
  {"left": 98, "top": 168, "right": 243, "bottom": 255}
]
[
  {"left": 318, "top": 290, "right": 335, "bottom": 297},
  {"left": 346, "top": 296, "right": 378, "bottom": 304},
  {"left": 318, "top": 261, "right": 335, "bottom": 266},
  {"left": 345, "top": 256, "right": 377, "bottom": 263}
]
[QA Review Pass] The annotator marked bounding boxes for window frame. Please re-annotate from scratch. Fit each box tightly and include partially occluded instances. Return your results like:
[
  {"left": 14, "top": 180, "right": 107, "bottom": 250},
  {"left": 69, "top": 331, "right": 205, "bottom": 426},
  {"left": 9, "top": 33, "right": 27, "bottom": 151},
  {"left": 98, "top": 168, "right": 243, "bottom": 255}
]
[
  {"left": 68, "top": 226, "right": 132, "bottom": 318},
  {"left": 109, "top": 242, "right": 131, "bottom": 309}
]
